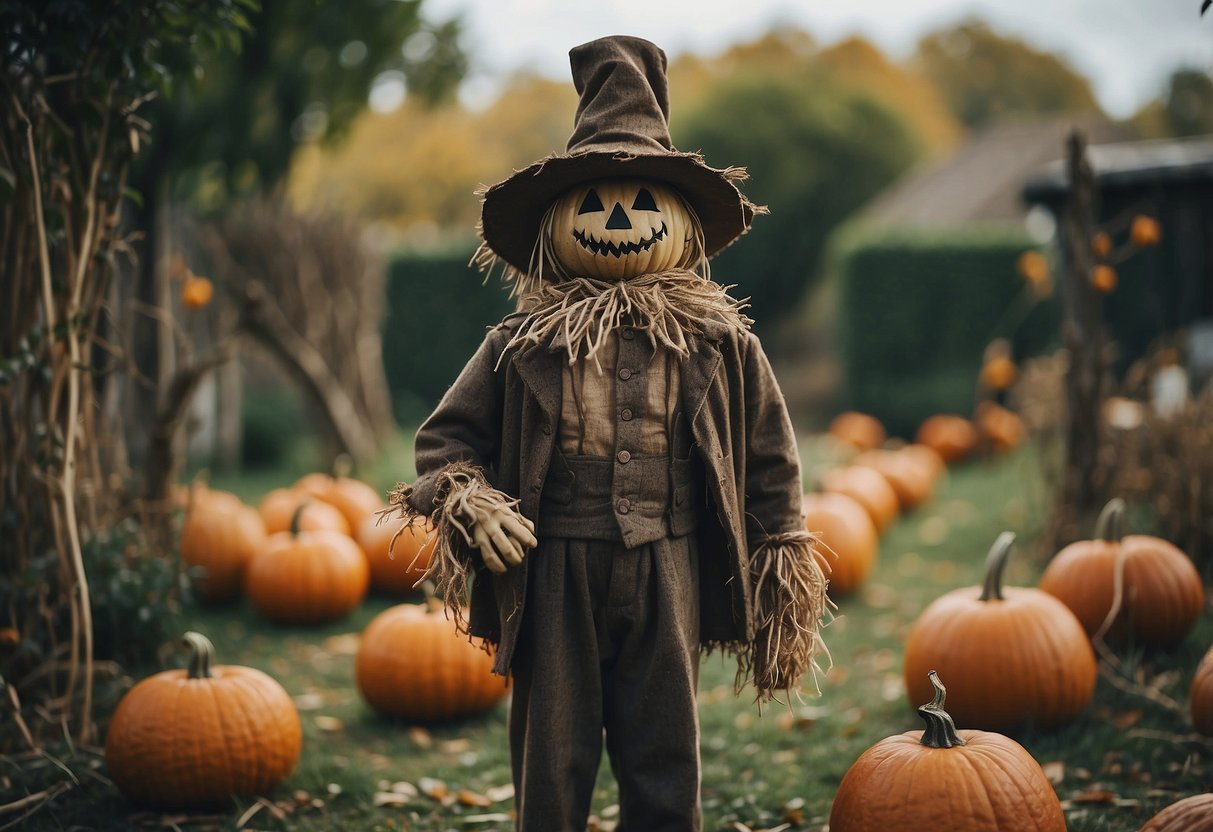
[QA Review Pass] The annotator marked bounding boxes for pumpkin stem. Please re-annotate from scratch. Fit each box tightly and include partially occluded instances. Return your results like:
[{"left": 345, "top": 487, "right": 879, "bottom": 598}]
[
  {"left": 918, "top": 670, "right": 966, "bottom": 748},
  {"left": 978, "top": 531, "right": 1017, "bottom": 602},
  {"left": 183, "top": 631, "right": 216, "bottom": 679},
  {"left": 1094, "top": 498, "right": 1125, "bottom": 542},
  {"left": 332, "top": 453, "right": 352, "bottom": 480},
  {"left": 289, "top": 502, "right": 308, "bottom": 537}
]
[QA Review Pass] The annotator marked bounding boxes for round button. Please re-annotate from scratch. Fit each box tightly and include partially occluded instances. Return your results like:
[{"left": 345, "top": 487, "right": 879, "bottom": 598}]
[
  {"left": 618, "top": 368, "right": 632, "bottom": 381},
  {"left": 617, "top": 450, "right": 631, "bottom": 464},
  {"left": 620, "top": 408, "right": 633, "bottom": 421},
  {"left": 621, "top": 327, "right": 635, "bottom": 340},
  {"left": 617, "top": 498, "right": 631, "bottom": 515}
]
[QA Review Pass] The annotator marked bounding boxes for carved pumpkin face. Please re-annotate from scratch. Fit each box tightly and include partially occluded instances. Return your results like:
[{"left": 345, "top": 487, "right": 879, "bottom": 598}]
[{"left": 549, "top": 178, "right": 694, "bottom": 280}]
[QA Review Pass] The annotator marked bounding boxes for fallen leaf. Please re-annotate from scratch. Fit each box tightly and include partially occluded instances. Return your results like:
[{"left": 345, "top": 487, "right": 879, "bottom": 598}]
[
  {"left": 484, "top": 784, "right": 514, "bottom": 803},
  {"left": 407, "top": 726, "right": 433, "bottom": 748},
  {"left": 458, "top": 789, "right": 492, "bottom": 807},
  {"left": 323, "top": 632, "right": 361, "bottom": 655},
  {"left": 1042, "top": 761, "right": 1065, "bottom": 785},
  {"left": 313, "top": 715, "right": 344, "bottom": 732},
  {"left": 1110, "top": 709, "right": 1144, "bottom": 730},
  {"left": 1072, "top": 789, "right": 1117, "bottom": 805},
  {"left": 438, "top": 738, "right": 472, "bottom": 754},
  {"left": 373, "top": 792, "right": 411, "bottom": 807},
  {"left": 772, "top": 750, "right": 797, "bottom": 765},
  {"left": 293, "top": 692, "right": 325, "bottom": 711},
  {"left": 419, "top": 777, "right": 449, "bottom": 801}
]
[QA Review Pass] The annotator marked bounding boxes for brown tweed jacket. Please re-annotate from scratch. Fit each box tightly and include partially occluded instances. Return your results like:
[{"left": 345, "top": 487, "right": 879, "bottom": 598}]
[{"left": 405, "top": 313, "right": 805, "bottom": 676}]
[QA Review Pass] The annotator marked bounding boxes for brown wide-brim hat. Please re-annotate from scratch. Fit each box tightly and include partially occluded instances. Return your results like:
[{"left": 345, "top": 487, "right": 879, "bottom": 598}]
[{"left": 479, "top": 35, "right": 760, "bottom": 275}]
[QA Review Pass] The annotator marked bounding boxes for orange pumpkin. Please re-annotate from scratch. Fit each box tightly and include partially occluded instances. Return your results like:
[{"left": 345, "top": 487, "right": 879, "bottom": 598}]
[
  {"left": 1130, "top": 214, "right": 1162, "bottom": 248},
  {"left": 830, "top": 671, "right": 1067, "bottom": 832},
  {"left": 293, "top": 473, "right": 383, "bottom": 530},
  {"left": 549, "top": 178, "right": 695, "bottom": 280},
  {"left": 181, "top": 275, "right": 214, "bottom": 309},
  {"left": 356, "top": 514, "right": 436, "bottom": 595},
  {"left": 356, "top": 604, "right": 509, "bottom": 721},
  {"left": 1140, "top": 794, "right": 1213, "bottom": 831},
  {"left": 820, "top": 466, "right": 899, "bottom": 534},
  {"left": 828, "top": 411, "right": 886, "bottom": 452},
  {"left": 915, "top": 415, "right": 979, "bottom": 464},
  {"left": 245, "top": 507, "right": 370, "bottom": 624},
  {"left": 802, "top": 492, "right": 878, "bottom": 595},
  {"left": 258, "top": 487, "right": 351, "bottom": 536},
  {"left": 1191, "top": 648, "right": 1213, "bottom": 736},
  {"left": 1039, "top": 499, "right": 1204, "bottom": 649},
  {"left": 853, "top": 449, "right": 935, "bottom": 510},
  {"left": 975, "top": 402, "right": 1025, "bottom": 453},
  {"left": 105, "top": 632, "right": 301, "bottom": 809},
  {"left": 180, "top": 496, "right": 267, "bottom": 602},
  {"left": 904, "top": 532, "right": 1096, "bottom": 730}
]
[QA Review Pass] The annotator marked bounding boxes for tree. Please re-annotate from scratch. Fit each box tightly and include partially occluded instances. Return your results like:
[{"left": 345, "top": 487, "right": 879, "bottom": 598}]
[
  {"left": 675, "top": 73, "right": 920, "bottom": 326},
  {"left": 1, "top": 0, "right": 251, "bottom": 750},
  {"left": 122, "top": 0, "right": 468, "bottom": 480},
  {"left": 914, "top": 19, "right": 1102, "bottom": 128}
]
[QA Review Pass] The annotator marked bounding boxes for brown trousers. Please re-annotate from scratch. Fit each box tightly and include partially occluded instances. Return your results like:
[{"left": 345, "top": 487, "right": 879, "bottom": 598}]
[{"left": 509, "top": 534, "right": 701, "bottom": 831}]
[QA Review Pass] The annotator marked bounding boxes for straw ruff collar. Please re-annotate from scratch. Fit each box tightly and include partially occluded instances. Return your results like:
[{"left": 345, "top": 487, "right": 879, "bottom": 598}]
[{"left": 500, "top": 270, "right": 752, "bottom": 369}]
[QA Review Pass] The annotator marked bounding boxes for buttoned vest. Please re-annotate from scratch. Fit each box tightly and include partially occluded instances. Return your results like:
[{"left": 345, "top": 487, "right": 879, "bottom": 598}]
[{"left": 538, "top": 326, "right": 698, "bottom": 546}]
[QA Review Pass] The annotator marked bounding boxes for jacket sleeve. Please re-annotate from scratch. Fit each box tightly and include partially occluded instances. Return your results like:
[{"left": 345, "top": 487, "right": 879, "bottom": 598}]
[
  {"left": 386, "top": 326, "right": 518, "bottom": 630},
  {"left": 405, "top": 328, "right": 507, "bottom": 516},
  {"left": 741, "top": 332, "right": 805, "bottom": 541},
  {"left": 739, "top": 332, "right": 831, "bottom": 702}
]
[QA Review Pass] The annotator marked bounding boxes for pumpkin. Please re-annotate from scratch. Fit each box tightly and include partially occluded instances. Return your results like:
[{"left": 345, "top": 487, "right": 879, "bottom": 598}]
[
  {"left": 904, "top": 532, "right": 1096, "bottom": 730},
  {"left": 902, "top": 442, "right": 946, "bottom": 481},
  {"left": 1130, "top": 214, "right": 1162, "bottom": 248},
  {"left": 180, "top": 496, "right": 267, "bottom": 602},
  {"left": 915, "top": 415, "right": 979, "bottom": 464},
  {"left": 975, "top": 401, "right": 1025, "bottom": 452},
  {"left": 258, "top": 487, "right": 351, "bottom": 536},
  {"left": 853, "top": 449, "right": 935, "bottom": 510},
  {"left": 293, "top": 473, "right": 383, "bottom": 530},
  {"left": 1140, "top": 794, "right": 1213, "bottom": 831},
  {"left": 828, "top": 411, "right": 886, "bottom": 452},
  {"left": 549, "top": 178, "right": 694, "bottom": 280},
  {"left": 105, "top": 632, "right": 301, "bottom": 809},
  {"left": 829, "top": 671, "right": 1067, "bottom": 832},
  {"left": 245, "top": 506, "right": 370, "bottom": 624},
  {"left": 181, "top": 275, "right": 214, "bottom": 310},
  {"left": 356, "top": 513, "right": 436, "bottom": 595},
  {"left": 1040, "top": 499, "right": 1203, "bottom": 649},
  {"left": 802, "top": 492, "right": 878, "bottom": 595},
  {"left": 1191, "top": 647, "right": 1213, "bottom": 736},
  {"left": 820, "top": 466, "right": 899, "bottom": 533},
  {"left": 356, "top": 604, "right": 509, "bottom": 721},
  {"left": 1090, "top": 264, "right": 1118, "bottom": 293}
]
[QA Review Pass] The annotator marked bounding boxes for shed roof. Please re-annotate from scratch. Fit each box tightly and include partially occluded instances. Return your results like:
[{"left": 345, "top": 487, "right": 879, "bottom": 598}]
[
  {"left": 1022, "top": 134, "right": 1213, "bottom": 202},
  {"left": 860, "top": 116, "right": 1132, "bottom": 228}
]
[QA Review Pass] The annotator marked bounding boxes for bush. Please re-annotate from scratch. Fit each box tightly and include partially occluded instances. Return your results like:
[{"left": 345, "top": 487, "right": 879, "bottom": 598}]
[
  {"left": 383, "top": 247, "right": 513, "bottom": 423},
  {"left": 834, "top": 225, "right": 1059, "bottom": 437}
]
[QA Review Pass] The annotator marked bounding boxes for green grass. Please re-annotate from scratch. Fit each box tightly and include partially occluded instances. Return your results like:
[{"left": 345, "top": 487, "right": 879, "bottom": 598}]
[{"left": 13, "top": 440, "right": 1213, "bottom": 831}]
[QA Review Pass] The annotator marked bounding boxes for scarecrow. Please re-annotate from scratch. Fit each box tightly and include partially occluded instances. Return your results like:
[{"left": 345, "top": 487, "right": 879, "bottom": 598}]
[{"left": 390, "top": 35, "right": 829, "bottom": 832}]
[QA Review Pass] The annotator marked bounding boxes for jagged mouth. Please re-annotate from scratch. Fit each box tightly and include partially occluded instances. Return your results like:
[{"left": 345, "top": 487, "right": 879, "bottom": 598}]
[{"left": 572, "top": 222, "right": 667, "bottom": 258}]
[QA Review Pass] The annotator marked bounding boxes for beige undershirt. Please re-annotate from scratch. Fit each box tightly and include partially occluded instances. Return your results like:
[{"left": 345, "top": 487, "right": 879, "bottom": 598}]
[{"left": 559, "top": 331, "right": 680, "bottom": 457}]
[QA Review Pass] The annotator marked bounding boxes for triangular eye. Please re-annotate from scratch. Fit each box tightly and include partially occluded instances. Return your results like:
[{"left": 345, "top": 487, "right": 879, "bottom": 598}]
[
  {"left": 631, "top": 188, "right": 659, "bottom": 212},
  {"left": 578, "top": 189, "right": 604, "bottom": 214}
]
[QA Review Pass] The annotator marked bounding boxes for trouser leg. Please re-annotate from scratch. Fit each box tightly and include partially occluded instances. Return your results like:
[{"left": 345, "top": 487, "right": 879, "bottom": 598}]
[
  {"left": 509, "top": 539, "right": 606, "bottom": 832},
  {"left": 602, "top": 534, "right": 702, "bottom": 832}
]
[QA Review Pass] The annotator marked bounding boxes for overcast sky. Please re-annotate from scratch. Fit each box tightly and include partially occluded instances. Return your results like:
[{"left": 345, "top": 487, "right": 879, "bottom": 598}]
[{"left": 422, "top": 0, "right": 1213, "bottom": 119}]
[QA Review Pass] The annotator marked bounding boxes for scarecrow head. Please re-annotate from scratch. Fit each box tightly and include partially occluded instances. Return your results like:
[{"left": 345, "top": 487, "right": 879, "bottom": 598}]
[{"left": 476, "top": 36, "right": 760, "bottom": 292}]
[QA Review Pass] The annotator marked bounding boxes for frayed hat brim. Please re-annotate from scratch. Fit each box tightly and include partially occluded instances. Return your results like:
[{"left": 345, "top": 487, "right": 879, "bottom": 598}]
[{"left": 479, "top": 150, "right": 763, "bottom": 274}]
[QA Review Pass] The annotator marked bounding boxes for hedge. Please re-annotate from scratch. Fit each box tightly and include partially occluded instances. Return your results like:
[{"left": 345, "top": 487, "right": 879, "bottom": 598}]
[
  {"left": 834, "top": 225, "right": 1059, "bottom": 437},
  {"left": 382, "top": 246, "right": 513, "bottom": 424}
]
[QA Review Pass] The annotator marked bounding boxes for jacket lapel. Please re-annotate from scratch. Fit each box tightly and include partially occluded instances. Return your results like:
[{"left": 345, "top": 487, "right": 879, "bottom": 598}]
[
  {"left": 681, "top": 321, "right": 726, "bottom": 425},
  {"left": 511, "top": 344, "right": 564, "bottom": 423}
]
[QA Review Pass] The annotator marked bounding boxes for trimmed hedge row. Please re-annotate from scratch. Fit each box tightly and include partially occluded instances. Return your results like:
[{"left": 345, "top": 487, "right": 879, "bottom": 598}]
[
  {"left": 382, "top": 246, "right": 513, "bottom": 425},
  {"left": 834, "top": 225, "right": 1059, "bottom": 437}
]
